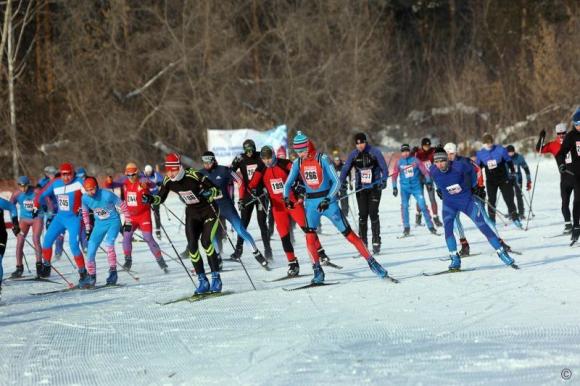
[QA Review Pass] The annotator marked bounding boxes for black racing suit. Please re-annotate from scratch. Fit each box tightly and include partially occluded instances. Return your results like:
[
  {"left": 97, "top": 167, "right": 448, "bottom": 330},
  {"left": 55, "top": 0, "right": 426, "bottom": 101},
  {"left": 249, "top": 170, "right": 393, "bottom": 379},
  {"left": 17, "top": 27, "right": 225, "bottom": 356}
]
[{"left": 557, "top": 129, "right": 580, "bottom": 227}]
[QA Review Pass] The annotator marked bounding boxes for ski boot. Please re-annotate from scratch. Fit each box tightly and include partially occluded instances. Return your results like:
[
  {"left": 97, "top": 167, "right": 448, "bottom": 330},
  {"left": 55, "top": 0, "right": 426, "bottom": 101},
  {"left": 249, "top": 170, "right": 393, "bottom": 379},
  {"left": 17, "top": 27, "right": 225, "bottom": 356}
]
[
  {"left": 318, "top": 249, "right": 330, "bottom": 265},
  {"left": 372, "top": 235, "right": 381, "bottom": 255},
  {"left": 106, "top": 267, "right": 118, "bottom": 285},
  {"left": 459, "top": 238, "right": 470, "bottom": 257},
  {"left": 311, "top": 263, "right": 325, "bottom": 284},
  {"left": 512, "top": 218, "right": 523, "bottom": 229},
  {"left": 415, "top": 213, "right": 422, "bottom": 226},
  {"left": 499, "top": 239, "right": 512, "bottom": 252},
  {"left": 157, "top": 257, "right": 169, "bottom": 273},
  {"left": 155, "top": 229, "right": 162, "bottom": 240},
  {"left": 10, "top": 265, "right": 24, "bottom": 279},
  {"left": 448, "top": 252, "right": 461, "bottom": 271},
  {"left": 402, "top": 227, "right": 410, "bottom": 237},
  {"left": 253, "top": 250, "right": 268, "bottom": 268},
  {"left": 428, "top": 227, "right": 438, "bottom": 235},
  {"left": 264, "top": 246, "right": 273, "bottom": 262},
  {"left": 195, "top": 273, "right": 210, "bottom": 295},
  {"left": 367, "top": 256, "right": 388, "bottom": 278},
  {"left": 230, "top": 245, "right": 243, "bottom": 262},
  {"left": 496, "top": 247, "right": 515, "bottom": 266},
  {"left": 564, "top": 222, "right": 573, "bottom": 234},
  {"left": 122, "top": 256, "right": 132, "bottom": 271},
  {"left": 433, "top": 216, "right": 443, "bottom": 227},
  {"left": 210, "top": 272, "right": 222, "bottom": 293},
  {"left": 287, "top": 260, "right": 300, "bottom": 277},
  {"left": 78, "top": 268, "right": 91, "bottom": 288},
  {"left": 35, "top": 262, "right": 43, "bottom": 278},
  {"left": 572, "top": 227, "right": 580, "bottom": 244},
  {"left": 40, "top": 262, "right": 51, "bottom": 278}
]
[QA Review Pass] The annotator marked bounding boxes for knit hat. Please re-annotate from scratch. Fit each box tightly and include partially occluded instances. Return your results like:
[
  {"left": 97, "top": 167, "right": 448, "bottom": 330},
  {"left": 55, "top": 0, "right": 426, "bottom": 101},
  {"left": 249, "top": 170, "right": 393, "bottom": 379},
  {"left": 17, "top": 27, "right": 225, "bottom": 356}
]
[
  {"left": 125, "top": 162, "right": 139, "bottom": 175},
  {"left": 421, "top": 137, "right": 431, "bottom": 146},
  {"left": 555, "top": 123, "right": 567, "bottom": 134},
  {"left": 433, "top": 146, "right": 448, "bottom": 162},
  {"left": 59, "top": 163, "right": 74, "bottom": 175},
  {"left": 354, "top": 132, "right": 367, "bottom": 144},
  {"left": 443, "top": 142, "right": 457, "bottom": 154},
  {"left": 400, "top": 144, "right": 411, "bottom": 152},
  {"left": 83, "top": 176, "right": 99, "bottom": 191},
  {"left": 165, "top": 153, "right": 181, "bottom": 172},
  {"left": 17, "top": 176, "right": 30, "bottom": 186},
  {"left": 506, "top": 145, "right": 515, "bottom": 153},
  {"left": 293, "top": 131, "right": 309, "bottom": 152}
]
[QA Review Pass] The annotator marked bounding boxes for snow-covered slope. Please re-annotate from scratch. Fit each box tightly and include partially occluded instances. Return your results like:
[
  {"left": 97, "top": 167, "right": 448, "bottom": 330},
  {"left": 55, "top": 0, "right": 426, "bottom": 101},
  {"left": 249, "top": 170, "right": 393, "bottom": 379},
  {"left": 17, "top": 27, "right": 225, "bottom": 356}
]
[{"left": 0, "top": 156, "right": 578, "bottom": 385}]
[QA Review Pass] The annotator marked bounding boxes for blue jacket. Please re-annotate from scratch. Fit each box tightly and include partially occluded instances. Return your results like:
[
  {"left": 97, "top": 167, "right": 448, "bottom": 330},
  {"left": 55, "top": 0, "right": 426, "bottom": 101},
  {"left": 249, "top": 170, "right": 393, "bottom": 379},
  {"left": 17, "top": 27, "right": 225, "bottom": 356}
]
[
  {"left": 429, "top": 161, "right": 477, "bottom": 203},
  {"left": 12, "top": 187, "right": 39, "bottom": 220},
  {"left": 199, "top": 165, "right": 237, "bottom": 205},
  {"left": 284, "top": 151, "right": 340, "bottom": 201},
  {"left": 144, "top": 171, "right": 164, "bottom": 195},
  {"left": 510, "top": 153, "right": 531, "bottom": 183},
  {"left": 476, "top": 145, "right": 514, "bottom": 183},
  {"left": 340, "top": 144, "right": 389, "bottom": 189},
  {"left": 392, "top": 156, "right": 431, "bottom": 190},
  {"left": 82, "top": 189, "right": 124, "bottom": 223},
  {"left": 35, "top": 177, "right": 84, "bottom": 217},
  {"left": 0, "top": 197, "right": 18, "bottom": 219}
]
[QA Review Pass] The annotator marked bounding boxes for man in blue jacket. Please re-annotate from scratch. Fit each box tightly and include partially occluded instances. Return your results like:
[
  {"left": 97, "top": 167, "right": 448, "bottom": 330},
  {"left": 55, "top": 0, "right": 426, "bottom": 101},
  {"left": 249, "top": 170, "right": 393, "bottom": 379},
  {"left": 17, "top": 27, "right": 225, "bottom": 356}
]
[{"left": 339, "top": 133, "right": 389, "bottom": 254}]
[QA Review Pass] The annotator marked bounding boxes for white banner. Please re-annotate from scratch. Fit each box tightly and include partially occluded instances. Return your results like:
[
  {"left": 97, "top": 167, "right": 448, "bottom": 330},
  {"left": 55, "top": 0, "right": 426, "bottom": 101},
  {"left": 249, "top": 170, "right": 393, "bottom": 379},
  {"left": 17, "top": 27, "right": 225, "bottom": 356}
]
[{"left": 207, "top": 125, "right": 288, "bottom": 165}]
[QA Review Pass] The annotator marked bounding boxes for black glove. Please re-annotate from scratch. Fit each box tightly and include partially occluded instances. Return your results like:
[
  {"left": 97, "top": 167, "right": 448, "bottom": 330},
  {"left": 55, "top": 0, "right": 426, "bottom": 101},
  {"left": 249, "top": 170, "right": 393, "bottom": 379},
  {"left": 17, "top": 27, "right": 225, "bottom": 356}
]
[
  {"left": 436, "top": 189, "right": 443, "bottom": 200},
  {"left": 472, "top": 186, "right": 486, "bottom": 200},
  {"left": 250, "top": 188, "right": 258, "bottom": 197},
  {"left": 32, "top": 208, "right": 39, "bottom": 219},
  {"left": 284, "top": 197, "right": 294, "bottom": 209},
  {"left": 11, "top": 217, "right": 20, "bottom": 236},
  {"left": 377, "top": 179, "right": 387, "bottom": 190},
  {"left": 293, "top": 184, "right": 306, "bottom": 199},
  {"left": 392, "top": 187, "right": 398, "bottom": 197},
  {"left": 122, "top": 222, "right": 133, "bottom": 233},
  {"left": 539, "top": 129, "right": 546, "bottom": 141},
  {"left": 237, "top": 200, "right": 246, "bottom": 212},
  {"left": 426, "top": 182, "right": 434, "bottom": 192},
  {"left": 317, "top": 198, "right": 330, "bottom": 213},
  {"left": 559, "top": 164, "right": 566, "bottom": 174}
]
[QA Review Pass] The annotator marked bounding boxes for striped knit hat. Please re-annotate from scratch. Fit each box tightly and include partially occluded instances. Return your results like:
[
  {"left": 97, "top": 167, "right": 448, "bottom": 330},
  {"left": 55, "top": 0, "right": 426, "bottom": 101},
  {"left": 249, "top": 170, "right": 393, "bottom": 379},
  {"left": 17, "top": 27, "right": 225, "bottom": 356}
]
[
  {"left": 165, "top": 153, "right": 181, "bottom": 172},
  {"left": 293, "top": 131, "right": 309, "bottom": 152}
]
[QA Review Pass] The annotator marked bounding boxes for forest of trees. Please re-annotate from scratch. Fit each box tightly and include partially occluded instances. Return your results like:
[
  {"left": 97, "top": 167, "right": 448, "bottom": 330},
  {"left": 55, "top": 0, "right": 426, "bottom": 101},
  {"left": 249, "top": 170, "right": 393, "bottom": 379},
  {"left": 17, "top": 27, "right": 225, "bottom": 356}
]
[{"left": 0, "top": 0, "right": 578, "bottom": 178}]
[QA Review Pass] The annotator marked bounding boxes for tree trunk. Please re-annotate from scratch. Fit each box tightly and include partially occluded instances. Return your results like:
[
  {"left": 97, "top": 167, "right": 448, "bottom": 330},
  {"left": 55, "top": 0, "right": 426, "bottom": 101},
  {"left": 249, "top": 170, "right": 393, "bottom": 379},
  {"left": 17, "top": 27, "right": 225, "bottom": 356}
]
[{"left": 7, "top": 1, "right": 20, "bottom": 179}]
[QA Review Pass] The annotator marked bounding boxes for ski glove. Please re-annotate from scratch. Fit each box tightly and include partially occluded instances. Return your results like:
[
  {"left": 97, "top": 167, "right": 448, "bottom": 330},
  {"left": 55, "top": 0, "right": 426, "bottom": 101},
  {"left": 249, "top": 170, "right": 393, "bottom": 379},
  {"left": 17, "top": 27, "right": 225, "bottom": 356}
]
[
  {"left": 378, "top": 179, "right": 387, "bottom": 190},
  {"left": 11, "top": 217, "right": 20, "bottom": 236},
  {"left": 317, "top": 198, "right": 330, "bottom": 213},
  {"left": 142, "top": 193, "right": 160, "bottom": 208},
  {"left": 284, "top": 198, "right": 294, "bottom": 209},
  {"left": 122, "top": 222, "right": 133, "bottom": 234},
  {"left": 526, "top": 180, "right": 532, "bottom": 191},
  {"left": 559, "top": 164, "right": 566, "bottom": 174},
  {"left": 436, "top": 189, "right": 443, "bottom": 200},
  {"left": 539, "top": 129, "right": 546, "bottom": 141},
  {"left": 392, "top": 187, "right": 398, "bottom": 197},
  {"left": 472, "top": 186, "right": 486, "bottom": 200}
]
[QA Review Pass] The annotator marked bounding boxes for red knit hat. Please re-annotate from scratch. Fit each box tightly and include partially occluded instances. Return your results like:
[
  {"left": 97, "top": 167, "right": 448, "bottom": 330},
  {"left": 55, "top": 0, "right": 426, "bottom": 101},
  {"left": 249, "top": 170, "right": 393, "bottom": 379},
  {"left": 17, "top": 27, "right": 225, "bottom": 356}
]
[
  {"left": 59, "top": 162, "right": 74, "bottom": 175},
  {"left": 83, "top": 176, "right": 99, "bottom": 191},
  {"left": 165, "top": 153, "right": 181, "bottom": 172}
]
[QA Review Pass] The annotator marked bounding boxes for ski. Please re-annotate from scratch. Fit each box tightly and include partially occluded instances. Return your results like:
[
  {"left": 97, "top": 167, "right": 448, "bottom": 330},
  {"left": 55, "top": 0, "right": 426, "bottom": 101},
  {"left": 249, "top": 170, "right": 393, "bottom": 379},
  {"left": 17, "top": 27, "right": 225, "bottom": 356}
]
[
  {"left": 385, "top": 276, "right": 400, "bottom": 284},
  {"left": 157, "top": 290, "right": 234, "bottom": 305},
  {"left": 508, "top": 250, "right": 522, "bottom": 255},
  {"left": 422, "top": 268, "right": 476, "bottom": 276},
  {"left": 6, "top": 276, "right": 61, "bottom": 284},
  {"left": 439, "top": 253, "right": 482, "bottom": 261},
  {"left": 544, "top": 233, "right": 567, "bottom": 239},
  {"left": 31, "top": 284, "right": 125, "bottom": 296},
  {"left": 282, "top": 281, "right": 340, "bottom": 292},
  {"left": 263, "top": 274, "right": 309, "bottom": 283},
  {"left": 396, "top": 234, "right": 413, "bottom": 239},
  {"left": 321, "top": 261, "right": 343, "bottom": 270}
]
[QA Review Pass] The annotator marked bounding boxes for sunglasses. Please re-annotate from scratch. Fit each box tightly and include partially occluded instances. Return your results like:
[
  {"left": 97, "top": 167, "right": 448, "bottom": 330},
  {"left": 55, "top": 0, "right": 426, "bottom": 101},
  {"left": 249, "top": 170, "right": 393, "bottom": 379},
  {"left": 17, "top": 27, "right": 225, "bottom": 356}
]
[
  {"left": 126, "top": 173, "right": 138, "bottom": 177},
  {"left": 17, "top": 183, "right": 27, "bottom": 187},
  {"left": 201, "top": 156, "right": 215, "bottom": 163},
  {"left": 574, "top": 121, "right": 580, "bottom": 126},
  {"left": 61, "top": 172, "right": 72, "bottom": 176},
  {"left": 557, "top": 132, "right": 567, "bottom": 136}
]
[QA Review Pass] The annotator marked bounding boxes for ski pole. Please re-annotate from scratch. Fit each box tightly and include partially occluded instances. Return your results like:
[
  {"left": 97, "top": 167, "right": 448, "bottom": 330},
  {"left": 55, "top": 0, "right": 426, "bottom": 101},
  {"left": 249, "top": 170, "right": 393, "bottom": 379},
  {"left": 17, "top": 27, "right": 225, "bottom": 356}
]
[
  {"left": 163, "top": 204, "right": 186, "bottom": 226},
  {"left": 163, "top": 204, "right": 172, "bottom": 222},
  {"left": 474, "top": 196, "right": 510, "bottom": 226},
  {"left": 51, "top": 264, "right": 75, "bottom": 289},
  {"left": 525, "top": 138, "right": 544, "bottom": 230},
  {"left": 97, "top": 245, "right": 140, "bottom": 281},
  {"left": 209, "top": 204, "right": 256, "bottom": 291},
  {"left": 513, "top": 181, "right": 534, "bottom": 219},
  {"left": 159, "top": 222, "right": 198, "bottom": 290},
  {"left": 18, "top": 237, "right": 32, "bottom": 273}
]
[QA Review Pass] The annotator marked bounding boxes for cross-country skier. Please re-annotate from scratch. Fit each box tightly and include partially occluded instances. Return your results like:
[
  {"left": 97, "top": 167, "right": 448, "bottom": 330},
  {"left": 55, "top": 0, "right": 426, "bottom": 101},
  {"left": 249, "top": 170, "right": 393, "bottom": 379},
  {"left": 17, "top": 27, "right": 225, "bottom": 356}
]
[
  {"left": 34, "top": 163, "right": 91, "bottom": 287},
  {"left": 82, "top": 176, "right": 130, "bottom": 287},
  {"left": 230, "top": 139, "right": 273, "bottom": 261},
  {"left": 75, "top": 167, "right": 89, "bottom": 254},
  {"left": 332, "top": 150, "right": 350, "bottom": 218},
  {"left": 506, "top": 145, "right": 532, "bottom": 220},
  {"left": 538, "top": 123, "right": 573, "bottom": 233},
  {"left": 339, "top": 133, "right": 389, "bottom": 253},
  {"left": 145, "top": 153, "right": 223, "bottom": 294},
  {"left": 429, "top": 147, "right": 518, "bottom": 270},
  {"left": 392, "top": 144, "right": 437, "bottom": 236},
  {"left": 199, "top": 151, "right": 268, "bottom": 268},
  {"left": 476, "top": 134, "right": 522, "bottom": 227},
  {"left": 0, "top": 197, "right": 19, "bottom": 301},
  {"left": 251, "top": 145, "right": 332, "bottom": 277},
  {"left": 284, "top": 131, "right": 392, "bottom": 283},
  {"left": 143, "top": 164, "right": 164, "bottom": 239},
  {"left": 10, "top": 176, "right": 44, "bottom": 278},
  {"left": 557, "top": 109, "right": 580, "bottom": 242},
  {"left": 413, "top": 138, "right": 443, "bottom": 227},
  {"left": 38, "top": 165, "right": 64, "bottom": 260},
  {"left": 104, "top": 163, "right": 168, "bottom": 273}
]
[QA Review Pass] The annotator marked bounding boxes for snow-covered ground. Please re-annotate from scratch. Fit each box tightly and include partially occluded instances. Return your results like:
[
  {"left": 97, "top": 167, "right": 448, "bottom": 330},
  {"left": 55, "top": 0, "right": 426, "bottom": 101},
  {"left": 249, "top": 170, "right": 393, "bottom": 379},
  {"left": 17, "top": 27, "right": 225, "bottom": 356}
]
[{"left": 1, "top": 156, "right": 579, "bottom": 385}]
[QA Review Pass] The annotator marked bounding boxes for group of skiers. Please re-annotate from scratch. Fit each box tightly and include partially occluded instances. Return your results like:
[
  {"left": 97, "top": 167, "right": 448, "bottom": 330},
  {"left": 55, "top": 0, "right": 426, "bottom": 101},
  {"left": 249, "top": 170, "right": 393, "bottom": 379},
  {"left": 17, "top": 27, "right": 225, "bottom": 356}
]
[{"left": 2, "top": 107, "right": 580, "bottom": 301}]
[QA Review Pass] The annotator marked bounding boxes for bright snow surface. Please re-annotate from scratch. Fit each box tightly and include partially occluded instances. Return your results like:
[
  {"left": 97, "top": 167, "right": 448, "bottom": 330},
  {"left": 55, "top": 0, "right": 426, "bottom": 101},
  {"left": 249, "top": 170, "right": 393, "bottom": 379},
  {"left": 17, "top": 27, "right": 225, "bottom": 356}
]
[{"left": 1, "top": 156, "right": 578, "bottom": 385}]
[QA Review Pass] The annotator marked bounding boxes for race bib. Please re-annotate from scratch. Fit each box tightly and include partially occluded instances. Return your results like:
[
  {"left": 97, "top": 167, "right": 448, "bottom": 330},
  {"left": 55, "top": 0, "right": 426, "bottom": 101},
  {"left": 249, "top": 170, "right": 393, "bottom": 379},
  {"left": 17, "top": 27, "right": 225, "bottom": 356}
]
[
  {"left": 126, "top": 192, "right": 138, "bottom": 207},
  {"left": 576, "top": 141, "right": 580, "bottom": 156},
  {"left": 360, "top": 168, "right": 373, "bottom": 184},
  {"left": 566, "top": 152, "right": 572, "bottom": 164},
  {"left": 57, "top": 194, "right": 70, "bottom": 211},
  {"left": 246, "top": 164, "right": 258, "bottom": 180},
  {"left": 304, "top": 166, "right": 320, "bottom": 186},
  {"left": 446, "top": 184, "right": 463, "bottom": 195},
  {"left": 486, "top": 159, "right": 497, "bottom": 170},
  {"left": 270, "top": 178, "right": 284, "bottom": 195},
  {"left": 423, "top": 161, "right": 432, "bottom": 169},
  {"left": 178, "top": 190, "right": 200, "bottom": 205},
  {"left": 403, "top": 166, "right": 414, "bottom": 178},
  {"left": 23, "top": 199, "right": 34, "bottom": 212},
  {"left": 94, "top": 208, "right": 111, "bottom": 220}
]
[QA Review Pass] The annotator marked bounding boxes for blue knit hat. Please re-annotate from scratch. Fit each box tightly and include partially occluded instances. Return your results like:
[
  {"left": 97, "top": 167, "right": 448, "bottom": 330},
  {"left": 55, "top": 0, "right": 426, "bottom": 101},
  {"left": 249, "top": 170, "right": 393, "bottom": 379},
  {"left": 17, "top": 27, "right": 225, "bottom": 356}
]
[
  {"left": 17, "top": 176, "right": 30, "bottom": 186},
  {"left": 293, "top": 131, "right": 309, "bottom": 153},
  {"left": 572, "top": 108, "right": 580, "bottom": 125}
]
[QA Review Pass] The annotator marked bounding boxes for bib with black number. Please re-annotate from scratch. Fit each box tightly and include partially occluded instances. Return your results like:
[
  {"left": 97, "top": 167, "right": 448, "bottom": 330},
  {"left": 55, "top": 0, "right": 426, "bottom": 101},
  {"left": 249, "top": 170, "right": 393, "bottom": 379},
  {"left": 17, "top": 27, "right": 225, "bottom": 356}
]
[
  {"left": 486, "top": 159, "right": 497, "bottom": 170},
  {"left": 23, "top": 199, "right": 34, "bottom": 212},
  {"left": 58, "top": 194, "right": 70, "bottom": 211},
  {"left": 94, "top": 208, "right": 111, "bottom": 220},
  {"left": 304, "top": 166, "right": 320, "bottom": 187},
  {"left": 576, "top": 141, "right": 580, "bottom": 156},
  {"left": 360, "top": 168, "right": 373, "bottom": 184},
  {"left": 446, "top": 184, "right": 463, "bottom": 195},
  {"left": 246, "top": 164, "right": 258, "bottom": 180},
  {"left": 270, "top": 178, "right": 284, "bottom": 195},
  {"left": 403, "top": 166, "right": 414, "bottom": 179},
  {"left": 178, "top": 190, "right": 200, "bottom": 205},
  {"left": 126, "top": 192, "right": 138, "bottom": 207}
]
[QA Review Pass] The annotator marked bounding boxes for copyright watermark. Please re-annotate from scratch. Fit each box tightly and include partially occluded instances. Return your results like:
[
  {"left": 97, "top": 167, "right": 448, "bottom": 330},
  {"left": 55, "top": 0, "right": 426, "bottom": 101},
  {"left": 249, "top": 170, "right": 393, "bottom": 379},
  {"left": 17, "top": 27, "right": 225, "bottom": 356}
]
[{"left": 561, "top": 368, "right": 572, "bottom": 380}]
